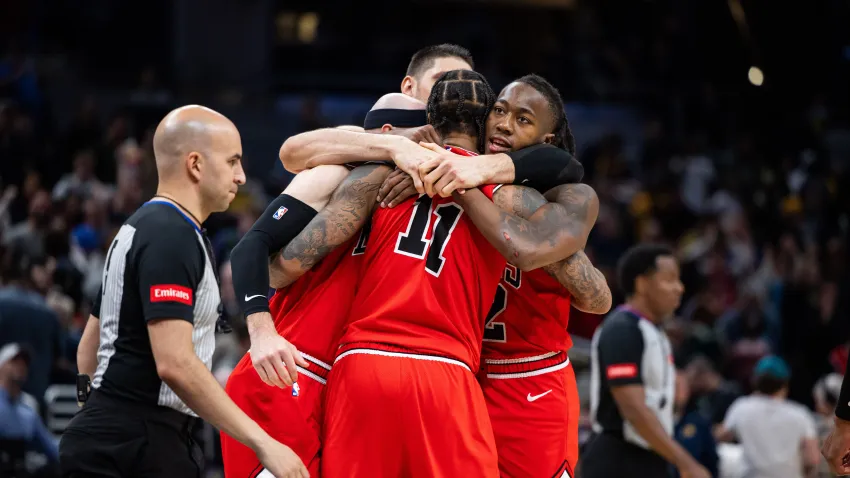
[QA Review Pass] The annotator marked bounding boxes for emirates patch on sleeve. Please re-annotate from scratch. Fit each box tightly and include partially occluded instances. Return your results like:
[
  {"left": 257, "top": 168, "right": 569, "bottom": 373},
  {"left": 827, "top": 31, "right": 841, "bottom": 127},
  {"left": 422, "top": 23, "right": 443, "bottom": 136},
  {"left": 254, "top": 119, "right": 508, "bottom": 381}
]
[
  {"left": 150, "top": 284, "right": 193, "bottom": 305},
  {"left": 606, "top": 363, "right": 638, "bottom": 379}
]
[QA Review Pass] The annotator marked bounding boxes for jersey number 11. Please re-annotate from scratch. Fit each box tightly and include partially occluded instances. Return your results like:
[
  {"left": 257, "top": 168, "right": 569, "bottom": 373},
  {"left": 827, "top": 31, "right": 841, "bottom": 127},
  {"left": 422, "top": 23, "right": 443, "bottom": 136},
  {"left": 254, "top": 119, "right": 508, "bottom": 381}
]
[{"left": 394, "top": 195, "right": 463, "bottom": 277}]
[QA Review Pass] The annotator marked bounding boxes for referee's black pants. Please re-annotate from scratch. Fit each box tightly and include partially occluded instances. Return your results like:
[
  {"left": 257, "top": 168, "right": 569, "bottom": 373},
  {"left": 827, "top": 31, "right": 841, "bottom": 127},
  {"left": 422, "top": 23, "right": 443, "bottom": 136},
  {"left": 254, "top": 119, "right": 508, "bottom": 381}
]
[
  {"left": 578, "top": 432, "right": 669, "bottom": 478},
  {"left": 59, "top": 391, "right": 204, "bottom": 478}
]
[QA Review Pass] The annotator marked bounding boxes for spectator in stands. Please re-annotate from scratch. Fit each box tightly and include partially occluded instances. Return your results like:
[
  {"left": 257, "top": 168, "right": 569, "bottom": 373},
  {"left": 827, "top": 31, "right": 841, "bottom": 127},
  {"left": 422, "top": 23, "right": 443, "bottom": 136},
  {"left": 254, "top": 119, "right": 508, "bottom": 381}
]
[
  {"left": 685, "top": 356, "right": 741, "bottom": 427},
  {"left": 716, "top": 355, "right": 820, "bottom": 478},
  {"left": 2, "top": 188, "right": 50, "bottom": 259},
  {"left": 0, "top": 343, "right": 59, "bottom": 469},
  {"left": 812, "top": 373, "right": 842, "bottom": 477},
  {"left": 672, "top": 369, "right": 718, "bottom": 478},
  {"left": 51, "top": 149, "right": 111, "bottom": 203},
  {"left": 0, "top": 257, "right": 67, "bottom": 402}
]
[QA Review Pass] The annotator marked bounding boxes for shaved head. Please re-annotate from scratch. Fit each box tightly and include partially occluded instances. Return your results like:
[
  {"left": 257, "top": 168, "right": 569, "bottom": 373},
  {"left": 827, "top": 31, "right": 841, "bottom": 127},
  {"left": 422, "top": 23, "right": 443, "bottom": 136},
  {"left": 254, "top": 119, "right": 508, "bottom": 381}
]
[
  {"left": 370, "top": 93, "right": 426, "bottom": 112},
  {"left": 153, "top": 105, "right": 238, "bottom": 176},
  {"left": 152, "top": 104, "right": 245, "bottom": 215}
]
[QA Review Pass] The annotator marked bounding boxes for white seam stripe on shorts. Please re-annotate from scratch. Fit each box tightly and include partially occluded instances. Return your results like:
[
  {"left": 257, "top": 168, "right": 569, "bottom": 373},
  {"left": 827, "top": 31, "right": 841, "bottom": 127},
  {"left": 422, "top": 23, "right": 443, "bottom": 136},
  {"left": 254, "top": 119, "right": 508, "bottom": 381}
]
[
  {"left": 487, "top": 357, "right": 571, "bottom": 379},
  {"left": 335, "top": 348, "right": 471, "bottom": 372}
]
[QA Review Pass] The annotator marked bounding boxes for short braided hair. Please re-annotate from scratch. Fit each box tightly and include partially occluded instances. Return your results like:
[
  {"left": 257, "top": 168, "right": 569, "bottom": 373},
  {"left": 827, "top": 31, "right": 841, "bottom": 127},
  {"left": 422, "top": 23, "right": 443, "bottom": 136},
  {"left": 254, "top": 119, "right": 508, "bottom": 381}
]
[
  {"left": 515, "top": 74, "right": 576, "bottom": 157},
  {"left": 426, "top": 69, "right": 496, "bottom": 150}
]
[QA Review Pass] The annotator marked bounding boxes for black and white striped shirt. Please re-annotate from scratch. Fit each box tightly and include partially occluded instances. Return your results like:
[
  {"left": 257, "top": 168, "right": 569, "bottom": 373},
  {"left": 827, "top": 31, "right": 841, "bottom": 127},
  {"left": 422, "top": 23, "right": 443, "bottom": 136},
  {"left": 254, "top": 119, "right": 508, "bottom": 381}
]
[
  {"left": 589, "top": 305, "right": 675, "bottom": 450},
  {"left": 91, "top": 201, "right": 220, "bottom": 416}
]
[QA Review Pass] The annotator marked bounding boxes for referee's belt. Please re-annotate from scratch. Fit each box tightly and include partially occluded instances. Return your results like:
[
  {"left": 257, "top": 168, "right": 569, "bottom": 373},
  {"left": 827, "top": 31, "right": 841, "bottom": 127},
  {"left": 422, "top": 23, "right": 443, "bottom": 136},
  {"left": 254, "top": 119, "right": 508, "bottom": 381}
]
[{"left": 481, "top": 351, "right": 571, "bottom": 378}]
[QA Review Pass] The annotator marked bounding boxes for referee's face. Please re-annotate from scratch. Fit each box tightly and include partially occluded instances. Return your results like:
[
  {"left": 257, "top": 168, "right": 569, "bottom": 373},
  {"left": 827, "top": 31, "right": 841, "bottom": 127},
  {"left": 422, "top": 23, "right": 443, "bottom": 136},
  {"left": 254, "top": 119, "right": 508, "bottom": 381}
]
[
  {"left": 646, "top": 255, "right": 684, "bottom": 318},
  {"left": 201, "top": 125, "right": 245, "bottom": 212}
]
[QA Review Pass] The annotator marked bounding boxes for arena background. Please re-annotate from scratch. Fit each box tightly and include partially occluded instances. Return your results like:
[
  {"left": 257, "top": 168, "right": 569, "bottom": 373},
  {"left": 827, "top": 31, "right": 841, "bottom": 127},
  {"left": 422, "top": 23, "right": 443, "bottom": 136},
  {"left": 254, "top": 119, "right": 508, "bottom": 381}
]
[{"left": 1, "top": 0, "right": 849, "bottom": 476}]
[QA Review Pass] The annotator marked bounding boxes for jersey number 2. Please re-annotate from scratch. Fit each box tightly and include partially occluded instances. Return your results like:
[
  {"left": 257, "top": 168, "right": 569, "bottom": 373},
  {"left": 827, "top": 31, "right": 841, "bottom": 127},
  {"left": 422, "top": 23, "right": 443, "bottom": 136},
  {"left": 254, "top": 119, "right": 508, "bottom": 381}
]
[
  {"left": 395, "top": 195, "right": 463, "bottom": 277},
  {"left": 483, "top": 266, "right": 522, "bottom": 342}
]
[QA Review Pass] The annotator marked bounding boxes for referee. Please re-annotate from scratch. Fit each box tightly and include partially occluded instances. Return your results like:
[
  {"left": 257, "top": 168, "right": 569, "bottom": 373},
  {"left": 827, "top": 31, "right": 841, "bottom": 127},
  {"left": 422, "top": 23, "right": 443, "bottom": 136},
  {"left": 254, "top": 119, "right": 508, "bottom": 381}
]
[
  {"left": 581, "top": 244, "right": 708, "bottom": 478},
  {"left": 59, "top": 105, "right": 309, "bottom": 478}
]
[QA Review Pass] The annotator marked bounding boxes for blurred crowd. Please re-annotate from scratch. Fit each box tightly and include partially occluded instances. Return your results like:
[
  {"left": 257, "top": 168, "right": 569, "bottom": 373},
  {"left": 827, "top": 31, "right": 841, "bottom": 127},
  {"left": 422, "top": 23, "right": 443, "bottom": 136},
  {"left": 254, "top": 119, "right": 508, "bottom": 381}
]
[{"left": 2, "top": 3, "right": 850, "bottom": 474}]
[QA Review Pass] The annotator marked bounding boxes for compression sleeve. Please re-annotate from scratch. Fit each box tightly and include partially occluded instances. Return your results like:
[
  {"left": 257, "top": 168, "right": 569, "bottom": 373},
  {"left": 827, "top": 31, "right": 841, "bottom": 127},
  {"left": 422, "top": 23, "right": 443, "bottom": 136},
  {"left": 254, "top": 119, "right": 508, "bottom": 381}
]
[
  {"left": 507, "top": 144, "right": 584, "bottom": 193},
  {"left": 230, "top": 194, "right": 318, "bottom": 316},
  {"left": 836, "top": 367, "right": 850, "bottom": 420}
]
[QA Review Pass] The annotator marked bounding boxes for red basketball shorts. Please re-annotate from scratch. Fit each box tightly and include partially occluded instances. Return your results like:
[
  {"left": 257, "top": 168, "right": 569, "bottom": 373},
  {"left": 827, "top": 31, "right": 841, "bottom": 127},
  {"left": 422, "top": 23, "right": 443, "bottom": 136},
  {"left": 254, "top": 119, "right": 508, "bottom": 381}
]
[
  {"left": 478, "top": 351, "right": 579, "bottom": 478},
  {"left": 322, "top": 343, "right": 499, "bottom": 478},
  {"left": 222, "top": 353, "right": 331, "bottom": 478}
]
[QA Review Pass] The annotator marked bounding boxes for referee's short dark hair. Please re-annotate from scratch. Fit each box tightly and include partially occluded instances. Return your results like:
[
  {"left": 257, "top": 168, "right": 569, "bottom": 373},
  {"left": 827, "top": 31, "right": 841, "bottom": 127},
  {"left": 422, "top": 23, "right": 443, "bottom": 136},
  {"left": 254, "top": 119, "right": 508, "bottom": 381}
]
[
  {"left": 406, "top": 44, "right": 475, "bottom": 78},
  {"left": 617, "top": 244, "right": 674, "bottom": 297}
]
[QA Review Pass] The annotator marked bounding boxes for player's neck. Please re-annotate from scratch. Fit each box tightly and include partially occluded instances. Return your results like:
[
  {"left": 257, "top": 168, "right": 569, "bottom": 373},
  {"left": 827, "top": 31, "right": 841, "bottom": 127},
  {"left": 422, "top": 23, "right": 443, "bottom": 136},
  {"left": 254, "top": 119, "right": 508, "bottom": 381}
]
[
  {"left": 443, "top": 134, "right": 478, "bottom": 154},
  {"left": 153, "top": 183, "right": 208, "bottom": 228},
  {"left": 625, "top": 297, "right": 658, "bottom": 323}
]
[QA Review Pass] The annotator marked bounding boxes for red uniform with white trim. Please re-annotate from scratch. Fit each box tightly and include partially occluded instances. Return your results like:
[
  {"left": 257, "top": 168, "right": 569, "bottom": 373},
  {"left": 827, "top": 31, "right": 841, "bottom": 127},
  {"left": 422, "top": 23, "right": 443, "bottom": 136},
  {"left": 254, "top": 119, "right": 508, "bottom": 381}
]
[
  {"left": 323, "top": 146, "right": 506, "bottom": 478},
  {"left": 479, "top": 264, "right": 580, "bottom": 478},
  {"left": 222, "top": 229, "right": 369, "bottom": 478}
]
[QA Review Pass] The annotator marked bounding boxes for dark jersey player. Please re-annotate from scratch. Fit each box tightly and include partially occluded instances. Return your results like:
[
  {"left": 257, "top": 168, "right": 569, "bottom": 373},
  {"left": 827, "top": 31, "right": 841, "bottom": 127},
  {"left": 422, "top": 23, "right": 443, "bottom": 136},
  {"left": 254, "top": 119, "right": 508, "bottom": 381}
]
[{"left": 221, "top": 95, "right": 425, "bottom": 478}]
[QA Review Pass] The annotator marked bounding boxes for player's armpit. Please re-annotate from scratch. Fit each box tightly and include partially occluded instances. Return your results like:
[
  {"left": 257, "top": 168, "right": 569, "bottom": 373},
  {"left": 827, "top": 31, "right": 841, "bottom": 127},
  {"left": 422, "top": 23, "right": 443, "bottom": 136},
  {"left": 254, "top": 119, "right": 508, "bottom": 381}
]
[
  {"left": 464, "top": 184, "right": 597, "bottom": 271},
  {"left": 274, "top": 164, "right": 390, "bottom": 286},
  {"left": 543, "top": 251, "right": 612, "bottom": 314}
]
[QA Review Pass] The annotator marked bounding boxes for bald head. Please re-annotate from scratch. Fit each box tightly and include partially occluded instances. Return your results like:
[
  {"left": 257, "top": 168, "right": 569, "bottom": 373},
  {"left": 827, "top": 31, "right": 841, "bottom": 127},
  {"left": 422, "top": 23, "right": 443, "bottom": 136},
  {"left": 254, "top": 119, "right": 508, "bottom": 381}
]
[
  {"left": 370, "top": 93, "right": 426, "bottom": 112},
  {"left": 153, "top": 105, "right": 238, "bottom": 175}
]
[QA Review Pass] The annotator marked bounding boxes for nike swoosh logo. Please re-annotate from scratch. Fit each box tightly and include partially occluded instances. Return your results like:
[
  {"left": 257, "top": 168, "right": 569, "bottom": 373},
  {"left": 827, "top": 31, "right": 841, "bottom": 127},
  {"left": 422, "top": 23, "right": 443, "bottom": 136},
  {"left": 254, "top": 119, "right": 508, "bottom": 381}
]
[
  {"left": 527, "top": 390, "right": 553, "bottom": 402},
  {"left": 244, "top": 294, "right": 266, "bottom": 302}
]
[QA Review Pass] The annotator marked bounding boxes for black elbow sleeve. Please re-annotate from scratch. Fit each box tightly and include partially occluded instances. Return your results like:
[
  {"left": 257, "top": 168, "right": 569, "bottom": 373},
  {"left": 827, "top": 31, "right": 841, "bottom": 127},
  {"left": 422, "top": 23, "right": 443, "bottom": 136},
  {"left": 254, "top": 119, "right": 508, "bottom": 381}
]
[
  {"left": 836, "top": 367, "right": 850, "bottom": 420},
  {"left": 230, "top": 194, "right": 317, "bottom": 316},
  {"left": 508, "top": 144, "right": 584, "bottom": 193}
]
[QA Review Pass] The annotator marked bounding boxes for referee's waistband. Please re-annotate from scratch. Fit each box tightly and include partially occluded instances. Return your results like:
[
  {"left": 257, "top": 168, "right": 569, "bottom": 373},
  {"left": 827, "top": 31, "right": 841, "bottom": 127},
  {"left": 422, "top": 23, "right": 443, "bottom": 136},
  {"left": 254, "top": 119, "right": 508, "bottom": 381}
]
[
  {"left": 482, "top": 351, "right": 570, "bottom": 379},
  {"left": 85, "top": 389, "right": 199, "bottom": 433},
  {"left": 335, "top": 342, "right": 473, "bottom": 372}
]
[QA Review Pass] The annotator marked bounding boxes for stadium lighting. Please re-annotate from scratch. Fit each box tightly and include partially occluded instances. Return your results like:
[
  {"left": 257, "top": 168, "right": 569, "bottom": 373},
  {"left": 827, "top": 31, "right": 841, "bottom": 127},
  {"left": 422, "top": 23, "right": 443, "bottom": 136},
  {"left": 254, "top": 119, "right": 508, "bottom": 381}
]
[{"left": 748, "top": 66, "right": 764, "bottom": 86}]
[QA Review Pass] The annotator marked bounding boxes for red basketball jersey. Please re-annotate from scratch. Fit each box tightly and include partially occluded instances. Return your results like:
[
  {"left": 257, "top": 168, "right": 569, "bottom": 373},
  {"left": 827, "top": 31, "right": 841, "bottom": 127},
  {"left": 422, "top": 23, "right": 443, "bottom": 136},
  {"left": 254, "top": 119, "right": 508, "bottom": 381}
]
[
  {"left": 268, "top": 226, "right": 371, "bottom": 366},
  {"left": 481, "top": 265, "right": 573, "bottom": 360},
  {"left": 342, "top": 146, "right": 506, "bottom": 371}
]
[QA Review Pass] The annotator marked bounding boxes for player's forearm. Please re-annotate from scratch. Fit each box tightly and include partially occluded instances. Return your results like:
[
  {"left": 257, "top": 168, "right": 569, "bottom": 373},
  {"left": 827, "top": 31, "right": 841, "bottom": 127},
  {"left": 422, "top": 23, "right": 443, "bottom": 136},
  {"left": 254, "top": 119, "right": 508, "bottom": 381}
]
[
  {"left": 543, "top": 251, "right": 612, "bottom": 314},
  {"left": 505, "top": 144, "right": 585, "bottom": 192},
  {"left": 617, "top": 397, "right": 695, "bottom": 468},
  {"left": 157, "top": 352, "right": 268, "bottom": 451},
  {"left": 455, "top": 189, "right": 586, "bottom": 270},
  {"left": 279, "top": 128, "right": 406, "bottom": 173},
  {"left": 279, "top": 164, "right": 388, "bottom": 275},
  {"left": 77, "top": 315, "right": 100, "bottom": 377}
]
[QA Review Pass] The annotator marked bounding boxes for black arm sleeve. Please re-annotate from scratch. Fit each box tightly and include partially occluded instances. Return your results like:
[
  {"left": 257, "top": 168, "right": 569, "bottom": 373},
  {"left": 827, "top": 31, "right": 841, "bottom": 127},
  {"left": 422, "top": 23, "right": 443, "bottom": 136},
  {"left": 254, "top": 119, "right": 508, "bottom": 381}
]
[
  {"left": 137, "top": 227, "right": 205, "bottom": 323},
  {"left": 507, "top": 144, "right": 584, "bottom": 193},
  {"left": 230, "top": 194, "right": 318, "bottom": 316},
  {"left": 597, "top": 316, "right": 645, "bottom": 387},
  {"left": 836, "top": 366, "right": 850, "bottom": 420},
  {"left": 91, "top": 285, "right": 102, "bottom": 319}
]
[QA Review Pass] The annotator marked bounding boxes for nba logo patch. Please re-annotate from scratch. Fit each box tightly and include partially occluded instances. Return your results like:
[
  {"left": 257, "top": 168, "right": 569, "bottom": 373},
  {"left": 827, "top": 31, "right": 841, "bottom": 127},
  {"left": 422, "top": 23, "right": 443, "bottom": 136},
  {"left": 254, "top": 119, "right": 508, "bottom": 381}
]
[
  {"left": 292, "top": 382, "right": 300, "bottom": 397},
  {"left": 273, "top": 206, "right": 288, "bottom": 220}
]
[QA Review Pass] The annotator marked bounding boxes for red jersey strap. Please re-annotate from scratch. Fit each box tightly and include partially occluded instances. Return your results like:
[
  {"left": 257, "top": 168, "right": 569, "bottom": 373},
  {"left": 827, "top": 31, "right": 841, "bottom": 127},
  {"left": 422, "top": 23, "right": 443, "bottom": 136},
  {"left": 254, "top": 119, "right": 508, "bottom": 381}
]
[{"left": 445, "top": 145, "right": 478, "bottom": 157}]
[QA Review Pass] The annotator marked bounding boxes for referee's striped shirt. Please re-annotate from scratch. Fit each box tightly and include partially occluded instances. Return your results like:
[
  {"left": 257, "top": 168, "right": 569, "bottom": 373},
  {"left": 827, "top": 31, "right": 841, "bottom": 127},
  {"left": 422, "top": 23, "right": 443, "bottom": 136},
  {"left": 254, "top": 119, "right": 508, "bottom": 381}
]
[{"left": 91, "top": 201, "right": 221, "bottom": 416}]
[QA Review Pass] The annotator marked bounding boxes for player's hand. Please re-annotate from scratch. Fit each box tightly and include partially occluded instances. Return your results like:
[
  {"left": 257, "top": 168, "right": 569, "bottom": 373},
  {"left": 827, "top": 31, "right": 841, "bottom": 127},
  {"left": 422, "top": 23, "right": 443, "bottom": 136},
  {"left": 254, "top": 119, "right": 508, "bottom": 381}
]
[
  {"left": 386, "top": 137, "right": 445, "bottom": 195},
  {"left": 254, "top": 438, "right": 310, "bottom": 478},
  {"left": 677, "top": 461, "right": 711, "bottom": 478},
  {"left": 417, "top": 142, "right": 491, "bottom": 197},
  {"left": 376, "top": 169, "right": 418, "bottom": 208},
  {"left": 823, "top": 417, "right": 850, "bottom": 475},
  {"left": 247, "top": 312, "right": 309, "bottom": 388}
]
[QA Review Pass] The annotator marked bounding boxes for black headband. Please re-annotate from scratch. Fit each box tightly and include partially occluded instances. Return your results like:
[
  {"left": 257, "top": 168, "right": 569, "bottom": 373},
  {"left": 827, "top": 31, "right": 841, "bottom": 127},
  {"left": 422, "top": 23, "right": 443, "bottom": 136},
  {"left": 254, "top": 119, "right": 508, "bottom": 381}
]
[{"left": 363, "top": 108, "right": 426, "bottom": 130}]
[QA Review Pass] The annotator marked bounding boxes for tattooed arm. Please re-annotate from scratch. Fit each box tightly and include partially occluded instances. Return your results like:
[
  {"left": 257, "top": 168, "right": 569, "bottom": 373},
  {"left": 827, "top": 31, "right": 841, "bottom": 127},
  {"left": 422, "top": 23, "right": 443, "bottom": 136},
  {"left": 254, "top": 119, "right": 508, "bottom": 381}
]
[
  {"left": 269, "top": 164, "right": 390, "bottom": 289},
  {"left": 470, "top": 184, "right": 610, "bottom": 312},
  {"left": 543, "top": 252, "right": 612, "bottom": 314},
  {"left": 455, "top": 183, "right": 599, "bottom": 271}
]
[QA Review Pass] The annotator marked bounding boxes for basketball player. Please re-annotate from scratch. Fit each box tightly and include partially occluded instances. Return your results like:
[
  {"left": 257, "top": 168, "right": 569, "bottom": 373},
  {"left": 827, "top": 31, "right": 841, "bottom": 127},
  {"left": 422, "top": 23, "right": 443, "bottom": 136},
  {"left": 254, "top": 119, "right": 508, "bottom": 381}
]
[
  {"left": 378, "top": 75, "right": 610, "bottom": 478},
  {"left": 221, "top": 94, "right": 424, "bottom": 478}
]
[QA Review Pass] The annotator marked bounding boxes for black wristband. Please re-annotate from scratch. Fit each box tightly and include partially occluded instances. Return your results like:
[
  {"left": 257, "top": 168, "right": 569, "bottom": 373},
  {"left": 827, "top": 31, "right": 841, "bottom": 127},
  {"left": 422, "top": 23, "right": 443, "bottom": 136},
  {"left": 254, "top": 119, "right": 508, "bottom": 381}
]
[
  {"left": 508, "top": 144, "right": 584, "bottom": 193},
  {"left": 836, "top": 367, "right": 850, "bottom": 420},
  {"left": 230, "top": 194, "right": 317, "bottom": 316}
]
